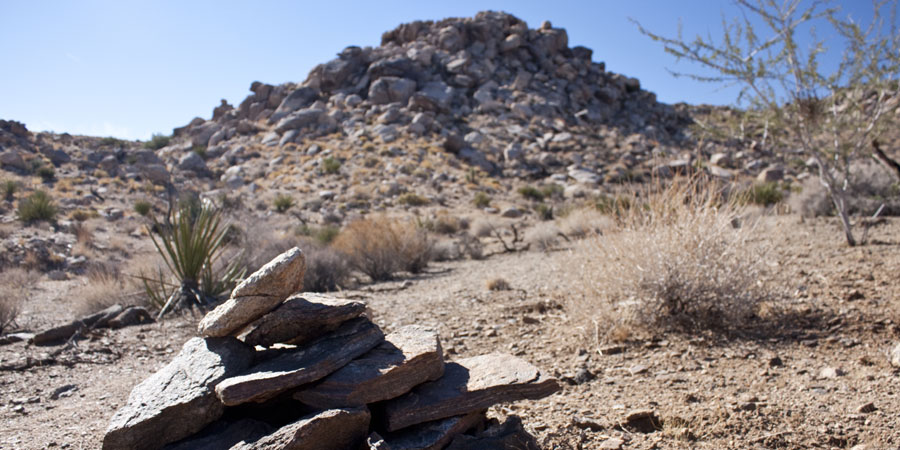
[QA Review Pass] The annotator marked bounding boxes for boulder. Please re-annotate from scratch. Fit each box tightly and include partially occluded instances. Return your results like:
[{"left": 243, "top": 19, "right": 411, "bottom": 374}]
[
  {"left": 102, "top": 337, "right": 255, "bottom": 450},
  {"left": 231, "top": 408, "right": 370, "bottom": 450},
  {"left": 383, "top": 353, "right": 560, "bottom": 431},
  {"left": 177, "top": 152, "right": 208, "bottom": 173},
  {"left": 199, "top": 247, "right": 305, "bottom": 338},
  {"left": 274, "top": 108, "right": 325, "bottom": 133},
  {"left": 382, "top": 410, "right": 486, "bottom": 450},
  {"left": 369, "top": 77, "right": 417, "bottom": 105},
  {"left": 271, "top": 87, "right": 319, "bottom": 123},
  {"left": 139, "top": 164, "right": 170, "bottom": 185},
  {"left": 237, "top": 293, "right": 366, "bottom": 347},
  {"left": 295, "top": 325, "right": 443, "bottom": 408},
  {"left": 215, "top": 318, "right": 384, "bottom": 406},
  {"left": 0, "top": 149, "right": 27, "bottom": 171}
]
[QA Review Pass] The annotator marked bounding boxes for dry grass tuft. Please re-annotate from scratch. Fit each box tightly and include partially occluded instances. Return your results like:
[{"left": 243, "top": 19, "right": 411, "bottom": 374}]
[
  {"left": 569, "top": 179, "right": 782, "bottom": 341},
  {"left": 558, "top": 207, "right": 615, "bottom": 239},
  {"left": 73, "top": 261, "right": 148, "bottom": 316},
  {"left": 526, "top": 223, "right": 562, "bottom": 252},
  {"left": 333, "top": 215, "right": 433, "bottom": 281},
  {"left": 0, "top": 268, "right": 39, "bottom": 333}
]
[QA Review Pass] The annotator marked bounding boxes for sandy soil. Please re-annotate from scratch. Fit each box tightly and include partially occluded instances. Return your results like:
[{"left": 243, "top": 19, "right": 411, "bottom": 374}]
[{"left": 2, "top": 215, "right": 899, "bottom": 449}]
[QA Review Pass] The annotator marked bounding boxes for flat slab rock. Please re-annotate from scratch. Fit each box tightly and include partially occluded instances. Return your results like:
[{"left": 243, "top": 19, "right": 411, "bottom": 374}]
[
  {"left": 199, "top": 247, "right": 306, "bottom": 338},
  {"left": 237, "top": 293, "right": 366, "bottom": 347},
  {"left": 103, "top": 337, "right": 255, "bottom": 450},
  {"left": 446, "top": 416, "right": 540, "bottom": 450},
  {"left": 383, "top": 353, "right": 560, "bottom": 431},
  {"left": 295, "top": 325, "right": 444, "bottom": 408},
  {"left": 215, "top": 318, "right": 384, "bottom": 406},
  {"left": 379, "top": 410, "right": 486, "bottom": 450},
  {"left": 164, "top": 418, "right": 272, "bottom": 450},
  {"left": 232, "top": 407, "right": 370, "bottom": 450}
]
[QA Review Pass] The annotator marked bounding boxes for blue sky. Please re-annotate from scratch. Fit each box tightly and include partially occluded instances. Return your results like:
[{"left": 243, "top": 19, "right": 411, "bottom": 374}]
[{"left": 0, "top": 1, "right": 880, "bottom": 140}]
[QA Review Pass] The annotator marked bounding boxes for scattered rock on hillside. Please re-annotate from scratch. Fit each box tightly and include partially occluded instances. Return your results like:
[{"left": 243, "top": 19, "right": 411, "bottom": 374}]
[
  {"left": 102, "top": 337, "right": 255, "bottom": 450},
  {"left": 295, "top": 325, "right": 444, "bottom": 408},
  {"left": 383, "top": 353, "right": 560, "bottom": 431}
]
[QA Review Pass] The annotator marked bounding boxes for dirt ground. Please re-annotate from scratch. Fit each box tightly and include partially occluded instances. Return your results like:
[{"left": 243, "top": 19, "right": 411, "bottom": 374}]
[{"left": 2, "top": 214, "right": 900, "bottom": 449}]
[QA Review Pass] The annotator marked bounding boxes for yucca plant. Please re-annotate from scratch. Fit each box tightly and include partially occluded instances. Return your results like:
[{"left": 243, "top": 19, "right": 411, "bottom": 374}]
[{"left": 141, "top": 201, "right": 244, "bottom": 318}]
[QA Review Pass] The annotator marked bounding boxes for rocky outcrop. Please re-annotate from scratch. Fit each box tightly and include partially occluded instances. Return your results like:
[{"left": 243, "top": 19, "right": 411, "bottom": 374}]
[{"left": 236, "top": 293, "right": 366, "bottom": 347}]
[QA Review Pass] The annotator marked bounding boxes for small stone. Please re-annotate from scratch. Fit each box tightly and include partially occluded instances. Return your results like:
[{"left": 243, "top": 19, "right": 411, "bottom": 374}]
[
  {"left": 889, "top": 342, "right": 900, "bottom": 368},
  {"left": 572, "top": 416, "right": 605, "bottom": 431},
  {"left": 769, "top": 356, "right": 784, "bottom": 367},
  {"left": 857, "top": 402, "right": 877, "bottom": 413},
  {"left": 622, "top": 409, "right": 660, "bottom": 433},
  {"left": 598, "top": 437, "right": 625, "bottom": 450},
  {"left": 573, "top": 367, "right": 594, "bottom": 385},
  {"left": 819, "top": 367, "right": 845, "bottom": 379},
  {"left": 628, "top": 364, "right": 648, "bottom": 375}
]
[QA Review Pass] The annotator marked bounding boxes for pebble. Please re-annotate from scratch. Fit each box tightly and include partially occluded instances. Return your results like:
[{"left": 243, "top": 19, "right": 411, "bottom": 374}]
[{"left": 599, "top": 437, "right": 625, "bottom": 449}]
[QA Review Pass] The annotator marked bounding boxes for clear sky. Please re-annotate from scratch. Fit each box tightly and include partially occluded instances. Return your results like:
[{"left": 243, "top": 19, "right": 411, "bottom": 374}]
[{"left": 0, "top": 1, "right": 880, "bottom": 140}]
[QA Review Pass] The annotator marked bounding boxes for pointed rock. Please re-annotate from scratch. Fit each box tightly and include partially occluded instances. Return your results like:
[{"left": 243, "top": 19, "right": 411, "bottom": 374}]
[
  {"left": 295, "top": 325, "right": 444, "bottom": 408},
  {"left": 102, "top": 337, "right": 255, "bottom": 450},
  {"left": 232, "top": 247, "right": 306, "bottom": 299},
  {"left": 383, "top": 353, "right": 560, "bottom": 431},
  {"left": 383, "top": 410, "right": 486, "bottom": 450},
  {"left": 231, "top": 408, "right": 370, "bottom": 450},
  {"left": 215, "top": 318, "right": 384, "bottom": 406},
  {"left": 198, "top": 247, "right": 306, "bottom": 338},
  {"left": 237, "top": 293, "right": 366, "bottom": 347}
]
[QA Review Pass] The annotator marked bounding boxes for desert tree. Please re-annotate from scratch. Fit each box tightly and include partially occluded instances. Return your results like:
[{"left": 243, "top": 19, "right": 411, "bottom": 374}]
[{"left": 635, "top": 0, "right": 900, "bottom": 245}]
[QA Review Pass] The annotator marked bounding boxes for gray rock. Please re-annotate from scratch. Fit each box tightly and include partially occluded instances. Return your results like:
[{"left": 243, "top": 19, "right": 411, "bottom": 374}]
[
  {"left": 232, "top": 408, "right": 370, "bottom": 450},
  {"left": 568, "top": 168, "right": 600, "bottom": 185},
  {"left": 215, "top": 318, "right": 384, "bottom": 406},
  {"left": 199, "top": 248, "right": 305, "bottom": 337},
  {"left": 271, "top": 87, "right": 319, "bottom": 123},
  {"left": 383, "top": 353, "right": 560, "bottom": 431},
  {"left": 500, "top": 207, "right": 523, "bottom": 218},
  {"left": 446, "top": 416, "right": 539, "bottom": 450},
  {"left": 757, "top": 165, "right": 785, "bottom": 182},
  {"left": 102, "top": 337, "right": 255, "bottom": 450},
  {"left": 164, "top": 419, "right": 272, "bottom": 450},
  {"left": 237, "top": 293, "right": 366, "bottom": 347},
  {"left": 384, "top": 410, "right": 486, "bottom": 450},
  {"left": 274, "top": 108, "right": 325, "bottom": 133},
  {"left": 295, "top": 325, "right": 443, "bottom": 408},
  {"left": 369, "top": 77, "right": 417, "bottom": 105},
  {"left": 0, "top": 149, "right": 27, "bottom": 171},
  {"left": 139, "top": 164, "right": 170, "bottom": 185},
  {"left": 709, "top": 152, "right": 732, "bottom": 167},
  {"left": 177, "top": 152, "right": 207, "bottom": 173}
]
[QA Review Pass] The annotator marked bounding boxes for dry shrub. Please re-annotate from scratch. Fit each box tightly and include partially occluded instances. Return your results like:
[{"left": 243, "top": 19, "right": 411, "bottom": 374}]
[
  {"left": 299, "top": 238, "right": 350, "bottom": 292},
  {"left": 558, "top": 207, "right": 615, "bottom": 239},
  {"left": 470, "top": 217, "right": 495, "bottom": 238},
  {"left": 333, "top": 215, "right": 433, "bottom": 281},
  {"left": 74, "top": 261, "right": 148, "bottom": 316},
  {"left": 570, "top": 179, "right": 781, "bottom": 340},
  {"left": 486, "top": 277, "right": 511, "bottom": 291},
  {"left": 0, "top": 268, "right": 39, "bottom": 333},
  {"left": 526, "top": 223, "right": 562, "bottom": 252}
]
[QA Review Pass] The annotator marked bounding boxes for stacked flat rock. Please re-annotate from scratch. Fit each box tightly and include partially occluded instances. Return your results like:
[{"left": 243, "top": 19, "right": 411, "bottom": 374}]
[{"left": 103, "top": 248, "right": 560, "bottom": 450}]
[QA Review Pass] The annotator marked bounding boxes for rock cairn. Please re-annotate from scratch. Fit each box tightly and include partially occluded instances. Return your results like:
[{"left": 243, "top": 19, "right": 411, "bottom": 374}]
[{"left": 102, "top": 247, "right": 559, "bottom": 450}]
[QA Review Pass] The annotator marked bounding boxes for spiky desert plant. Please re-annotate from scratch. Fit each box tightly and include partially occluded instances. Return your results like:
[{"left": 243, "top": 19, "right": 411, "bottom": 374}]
[
  {"left": 141, "top": 201, "right": 244, "bottom": 318},
  {"left": 17, "top": 190, "right": 58, "bottom": 223}
]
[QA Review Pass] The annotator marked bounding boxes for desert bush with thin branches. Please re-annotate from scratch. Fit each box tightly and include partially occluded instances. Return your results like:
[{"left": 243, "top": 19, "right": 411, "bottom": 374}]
[
  {"left": 333, "top": 215, "right": 433, "bottom": 281},
  {"left": 570, "top": 179, "right": 782, "bottom": 341},
  {"left": 0, "top": 268, "right": 38, "bottom": 334}
]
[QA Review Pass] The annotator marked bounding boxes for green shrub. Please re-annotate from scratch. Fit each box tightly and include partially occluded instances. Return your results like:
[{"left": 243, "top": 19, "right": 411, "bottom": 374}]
[
  {"left": 535, "top": 203, "right": 554, "bottom": 221},
  {"left": 473, "top": 192, "right": 491, "bottom": 208},
  {"left": 540, "top": 184, "right": 565, "bottom": 200},
  {"left": 2, "top": 180, "right": 17, "bottom": 201},
  {"left": 273, "top": 194, "right": 295, "bottom": 213},
  {"left": 100, "top": 137, "right": 126, "bottom": 147},
  {"left": 192, "top": 145, "right": 207, "bottom": 158},
  {"left": 36, "top": 166, "right": 55, "bottom": 182},
  {"left": 144, "top": 133, "right": 171, "bottom": 150},
  {"left": 398, "top": 193, "right": 429, "bottom": 206},
  {"left": 17, "top": 190, "right": 58, "bottom": 223},
  {"left": 594, "top": 194, "right": 633, "bottom": 215},
  {"left": 518, "top": 185, "right": 544, "bottom": 201},
  {"left": 134, "top": 200, "right": 153, "bottom": 216},
  {"left": 296, "top": 224, "right": 341, "bottom": 245},
  {"left": 140, "top": 202, "right": 245, "bottom": 317},
  {"left": 322, "top": 157, "right": 342, "bottom": 174},
  {"left": 743, "top": 182, "right": 784, "bottom": 206}
]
